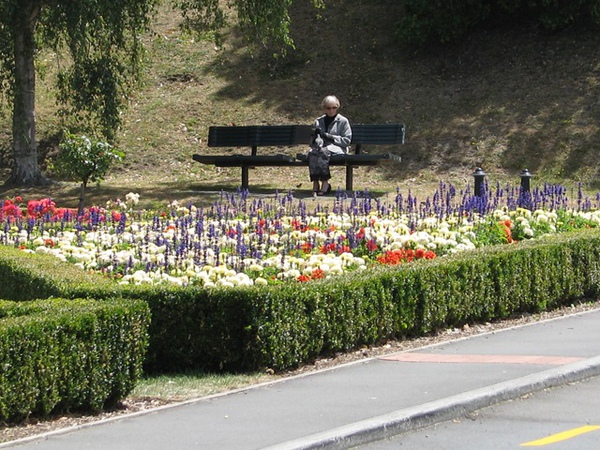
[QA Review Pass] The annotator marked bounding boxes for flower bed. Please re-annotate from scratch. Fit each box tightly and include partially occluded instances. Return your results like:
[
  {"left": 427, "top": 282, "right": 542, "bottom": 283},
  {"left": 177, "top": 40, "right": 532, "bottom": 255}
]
[{"left": 2, "top": 183, "right": 600, "bottom": 288}]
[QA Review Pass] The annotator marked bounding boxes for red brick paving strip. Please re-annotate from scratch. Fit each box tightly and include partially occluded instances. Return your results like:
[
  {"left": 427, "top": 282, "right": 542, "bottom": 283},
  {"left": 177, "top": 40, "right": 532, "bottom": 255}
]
[{"left": 379, "top": 353, "right": 584, "bottom": 365}]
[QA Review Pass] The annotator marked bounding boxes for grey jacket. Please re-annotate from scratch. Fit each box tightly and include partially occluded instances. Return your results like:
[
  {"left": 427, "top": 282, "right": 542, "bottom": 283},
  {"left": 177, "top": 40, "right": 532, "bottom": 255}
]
[{"left": 313, "top": 113, "right": 352, "bottom": 154}]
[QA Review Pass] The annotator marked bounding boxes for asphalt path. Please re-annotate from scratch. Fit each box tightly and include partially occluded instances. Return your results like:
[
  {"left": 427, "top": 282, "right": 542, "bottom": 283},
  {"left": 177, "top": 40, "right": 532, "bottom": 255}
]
[{"left": 356, "top": 374, "right": 600, "bottom": 449}]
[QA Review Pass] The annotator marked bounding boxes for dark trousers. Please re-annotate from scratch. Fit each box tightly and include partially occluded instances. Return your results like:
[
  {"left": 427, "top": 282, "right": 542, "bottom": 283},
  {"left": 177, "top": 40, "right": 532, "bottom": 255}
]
[{"left": 307, "top": 148, "right": 331, "bottom": 181}]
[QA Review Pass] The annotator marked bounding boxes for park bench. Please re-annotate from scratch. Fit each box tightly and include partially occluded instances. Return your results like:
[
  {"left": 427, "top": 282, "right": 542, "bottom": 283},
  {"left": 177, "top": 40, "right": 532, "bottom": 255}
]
[{"left": 192, "top": 123, "right": 404, "bottom": 190}]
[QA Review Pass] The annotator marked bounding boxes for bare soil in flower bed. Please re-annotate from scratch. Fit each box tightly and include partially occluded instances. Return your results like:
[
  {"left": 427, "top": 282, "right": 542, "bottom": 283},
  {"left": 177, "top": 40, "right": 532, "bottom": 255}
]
[{"left": 3, "top": 299, "right": 599, "bottom": 444}]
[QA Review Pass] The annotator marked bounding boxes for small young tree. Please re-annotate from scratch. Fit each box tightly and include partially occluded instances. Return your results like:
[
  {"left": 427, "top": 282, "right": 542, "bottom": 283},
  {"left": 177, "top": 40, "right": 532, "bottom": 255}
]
[{"left": 55, "top": 132, "right": 124, "bottom": 215}]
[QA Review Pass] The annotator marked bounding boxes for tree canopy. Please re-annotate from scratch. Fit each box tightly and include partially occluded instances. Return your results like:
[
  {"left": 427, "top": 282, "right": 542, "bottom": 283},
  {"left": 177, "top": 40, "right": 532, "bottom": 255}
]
[
  {"left": 397, "top": 0, "right": 600, "bottom": 46},
  {"left": 0, "top": 0, "right": 159, "bottom": 185},
  {"left": 0, "top": 0, "right": 322, "bottom": 186},
  {"left": 175, "top": 0, "right": 325, "bottom": 52}
]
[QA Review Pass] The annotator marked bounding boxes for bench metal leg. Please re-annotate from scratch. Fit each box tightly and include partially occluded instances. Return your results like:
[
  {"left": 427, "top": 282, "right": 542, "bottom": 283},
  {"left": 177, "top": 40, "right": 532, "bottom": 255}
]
[
  {"left": 241, "top": 166, "right": 249, "bottom": 190},
  {"left": 345, "top": 165, "right": 354, "bottom": 191}
]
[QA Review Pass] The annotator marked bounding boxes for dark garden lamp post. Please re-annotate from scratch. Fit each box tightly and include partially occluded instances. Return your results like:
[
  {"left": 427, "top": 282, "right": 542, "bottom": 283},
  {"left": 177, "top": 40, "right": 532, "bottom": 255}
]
[
  {"left": 472, "top": 167, "right": 486, "bottom": 197},
  {"left": 518, "top": 168, "right": 534, "bottom": 209},
  {"left": 520, "top": 169, "right": 533, "bottom": 193}
]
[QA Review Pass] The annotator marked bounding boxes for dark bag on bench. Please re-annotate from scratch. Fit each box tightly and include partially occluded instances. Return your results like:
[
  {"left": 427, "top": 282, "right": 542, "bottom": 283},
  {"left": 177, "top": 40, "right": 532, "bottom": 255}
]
[{"left": 307, "top": 134, "right": 331, "bottom": 181}]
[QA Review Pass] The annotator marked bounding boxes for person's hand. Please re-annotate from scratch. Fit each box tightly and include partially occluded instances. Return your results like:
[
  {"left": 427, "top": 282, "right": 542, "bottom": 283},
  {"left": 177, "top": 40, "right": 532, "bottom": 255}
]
[{"left": 323, "top": 132, "right": 334, "bottom": 140}]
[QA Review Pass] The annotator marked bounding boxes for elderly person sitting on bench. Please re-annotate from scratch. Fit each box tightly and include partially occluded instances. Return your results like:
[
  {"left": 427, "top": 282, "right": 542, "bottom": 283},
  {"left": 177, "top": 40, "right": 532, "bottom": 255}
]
[{"left": 307, "top": 95, "right": 353, "bottom": 196}]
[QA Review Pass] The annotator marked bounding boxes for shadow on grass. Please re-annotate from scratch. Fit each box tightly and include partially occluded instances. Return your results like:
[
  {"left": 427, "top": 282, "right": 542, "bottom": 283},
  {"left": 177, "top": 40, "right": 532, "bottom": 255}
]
[{"left": 0, "top": 177, "right": 393, "bottom": 211}]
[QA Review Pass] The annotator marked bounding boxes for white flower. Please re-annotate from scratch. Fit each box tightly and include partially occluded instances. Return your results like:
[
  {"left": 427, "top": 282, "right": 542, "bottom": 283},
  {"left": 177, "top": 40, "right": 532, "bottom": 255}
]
[{"left": 126, "top": 192, "right": 140, "bottom": 206}]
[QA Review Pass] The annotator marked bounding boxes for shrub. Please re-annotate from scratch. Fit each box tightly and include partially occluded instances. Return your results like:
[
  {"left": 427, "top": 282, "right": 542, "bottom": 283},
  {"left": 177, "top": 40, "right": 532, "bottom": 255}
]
[{"left": 0, "top": 298, "right": 150, "bottom": 423}]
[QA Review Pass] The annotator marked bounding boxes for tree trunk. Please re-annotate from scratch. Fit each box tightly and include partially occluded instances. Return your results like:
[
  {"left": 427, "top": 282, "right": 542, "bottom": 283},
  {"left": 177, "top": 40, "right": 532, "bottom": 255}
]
[
  {"left": 78, "top": 181, "right": 87, "bottom": 216},
  {"left": 8, "top": 0, "right": 47, "bottom": 186}
]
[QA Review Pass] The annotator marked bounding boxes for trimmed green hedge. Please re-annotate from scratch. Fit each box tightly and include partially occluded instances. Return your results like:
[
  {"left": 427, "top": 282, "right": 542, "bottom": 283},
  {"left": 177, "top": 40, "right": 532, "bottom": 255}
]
[
  {"left": 2, "top": 230, "right": 600, "bottom": 374},
  {"left": 0, "top": 246, "right": 119, "bottom": 300},
  {"left": 126, "top": 230, "right": 600, "bottom": 372},
  {"left": 0, "top": 298, "right": 150, "bottom": 423}
]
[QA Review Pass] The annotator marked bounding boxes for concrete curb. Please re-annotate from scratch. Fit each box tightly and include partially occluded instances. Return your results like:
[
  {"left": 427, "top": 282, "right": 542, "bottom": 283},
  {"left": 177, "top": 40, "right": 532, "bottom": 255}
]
[{"left": 265, "top": 355, "right": 600, "bottom": 450}]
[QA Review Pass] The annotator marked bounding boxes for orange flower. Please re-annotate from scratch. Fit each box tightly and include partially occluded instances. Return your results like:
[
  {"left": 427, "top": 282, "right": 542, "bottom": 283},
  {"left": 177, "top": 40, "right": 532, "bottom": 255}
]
[
  {"left": 312, "top": 268, "right": 325, "bottom": 279},
  {"left": 500, "top": 220, "right": 514, "bottom": 243},
  {"left": 337, "top": 245, "right": 351, "bottom": 255},
  {"left": 376, "top": 248, "right": 437, "bottom": 265},
  {"left": 301, "top": 242, "right": 313, "bottom": 253},
  {"left": 424, "top": 250, "right": 436, "bottom": 260}
]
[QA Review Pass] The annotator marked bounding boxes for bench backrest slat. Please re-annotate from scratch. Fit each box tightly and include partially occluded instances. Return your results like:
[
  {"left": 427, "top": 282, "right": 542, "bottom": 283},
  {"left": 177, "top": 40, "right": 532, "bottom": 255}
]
[
  {"left": 351, "top": 124, "right": 405, "bottom": 145},
  {"left": 208, "top": 125, "right": 313, "bottom": 147}
]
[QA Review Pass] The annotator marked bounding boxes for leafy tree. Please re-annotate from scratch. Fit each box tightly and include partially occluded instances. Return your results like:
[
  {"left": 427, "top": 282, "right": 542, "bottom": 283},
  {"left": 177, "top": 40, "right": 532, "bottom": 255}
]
[
  {"left": 1, "top": 0, "right": 314, "bottom": 187},
  {"left": 175, "top": 0, "right": 325, "bottom": 52},
  {"left": 396, "top": 0, "right": 491, "bottom": 45},
  {"left": 0, "top": 0, "right": 157, "bottom": 186},
  {"left": 397, "top": 0, "right": 600, "bottom": 46},
  {"left": 54, "top": 131, "right": 124, "bottom": 215}
]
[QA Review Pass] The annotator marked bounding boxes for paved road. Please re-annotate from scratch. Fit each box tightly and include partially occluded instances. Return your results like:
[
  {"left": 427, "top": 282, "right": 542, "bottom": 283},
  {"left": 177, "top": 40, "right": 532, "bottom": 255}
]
[
  {"left": 2, "top": 308, "right": 600, "bottom": 450},
  {"left": 356, "top": 374, "right": 600, "bottom": 449}
]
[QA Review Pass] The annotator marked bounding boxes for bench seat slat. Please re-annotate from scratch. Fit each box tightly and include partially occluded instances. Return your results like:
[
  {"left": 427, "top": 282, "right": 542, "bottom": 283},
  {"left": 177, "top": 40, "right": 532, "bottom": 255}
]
[
  {"left": 295, "top": 153, "right": 401, "bottom": 165},
  {"left": 193, "top": 154, "right": 296, "bottom": 167},
  {"left": 330, "top": 153, "right": 402, "bottom": 164},
  {"left": 194, "top": 153, "right": 402, "bottom": 168}
]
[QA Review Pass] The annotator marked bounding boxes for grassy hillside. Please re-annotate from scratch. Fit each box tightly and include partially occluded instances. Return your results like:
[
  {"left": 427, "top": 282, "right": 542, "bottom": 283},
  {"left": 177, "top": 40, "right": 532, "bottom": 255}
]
[{"left": 1, "top": 0, "right": 599, "bottom": 208}]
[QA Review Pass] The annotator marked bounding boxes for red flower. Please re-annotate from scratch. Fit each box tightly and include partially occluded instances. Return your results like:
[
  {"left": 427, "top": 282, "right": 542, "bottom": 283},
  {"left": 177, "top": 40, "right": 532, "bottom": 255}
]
[
  {"left": 356, "top": 227, "right": 366, "bottom": 240},
  {"left": 337, "top": 245, "right": 351, "bottom": 254},
  {"left": 53, "top": 208, "right": 76, "bottom": 220},
  {"left": 319, "top": 242, "right": 336, "bottom": 254},
  {"left": 376, "top": 248, "right": 437, "bottom": 265},
  {"left": 424, "top": 250, "right": 436, "bottom": 260},
  {"left": 1, "top": 199, "right": 23, "bottom": 219},
  {"left": 500, "top": 220, "right": 514, "bottom": 243},
  {"left": 291, "top": 219, "right": 308, "bottom": 232},
  {"left": 366, "top": 239, "right": 378, "bottom": 252},
  {"left": 27, "top": 198, "right": 56, "bottom": 218},
  {"left": 297, "top": 274, "right": 311, "bottom": 282},
  {"left": 312, "top": 268, "right": 325, "bottom": 279},
  {"left": 301, "top": 242, "right": 313, "bottom": 253}
]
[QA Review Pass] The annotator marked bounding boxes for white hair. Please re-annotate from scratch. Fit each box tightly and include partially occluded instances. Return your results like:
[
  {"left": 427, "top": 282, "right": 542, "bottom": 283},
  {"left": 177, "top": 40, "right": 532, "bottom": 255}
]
[{"left": 321, "top": 95, "right": 340, "bottom": 109}]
